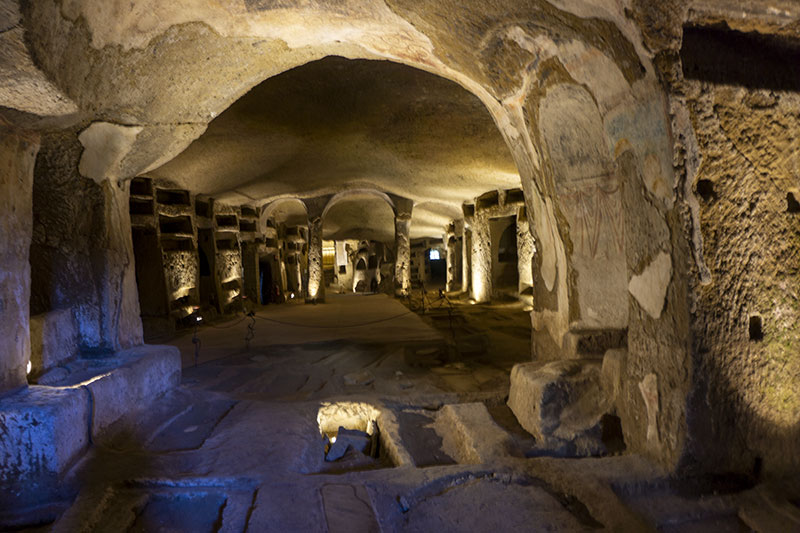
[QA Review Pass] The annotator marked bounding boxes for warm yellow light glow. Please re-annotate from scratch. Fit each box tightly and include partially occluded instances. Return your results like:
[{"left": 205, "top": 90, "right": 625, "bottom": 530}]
[
  {"left": 330, "top": 436, "right": 337, "bottom": 444},
  {"left": 226, "top": 288, "right": 241, "bottom": 303},
  {"left": 171, "top": 286, "right": 192, "bottom": 300},
  {"left": 471, "top": 264, "right": 489, "bottom": 303}
]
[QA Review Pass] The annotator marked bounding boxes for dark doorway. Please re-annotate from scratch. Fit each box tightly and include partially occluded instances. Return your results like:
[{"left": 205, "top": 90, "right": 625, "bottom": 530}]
[
  {"left": 260, "top": 259, "right": 273, "bottom": 304},
  {"left": 198, "top": 228, "right": 218, "bottom": 312},
  {"left": 490, "top": 216, "right": 519, "bottom": 298},
  {"left": 132, "top": 228, "right": 167, "bottom": 319},
  {"left": 426, "top": 248, "right": 446, "bottom": 289}
]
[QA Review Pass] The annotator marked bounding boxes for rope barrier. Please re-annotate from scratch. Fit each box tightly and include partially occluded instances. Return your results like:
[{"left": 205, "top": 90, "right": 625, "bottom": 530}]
[{"left": 244, "top": 312, "right": 256, "bottom": 348}]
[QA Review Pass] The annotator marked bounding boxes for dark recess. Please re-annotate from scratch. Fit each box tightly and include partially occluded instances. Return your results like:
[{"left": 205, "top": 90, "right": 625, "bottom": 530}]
[
  {"left": 787, "top": 192, "right": 800, "bottom": 213},
  {"left": 156, "top": 189, "right": 190, "bottom": 206},
  {"left": 681, "top": 25, "right": 800, "bottom": 91},
  {"left": 696, "top": 179, "right": 716, "bottom": 202},
  {"left": 159, "top": 215, "right": 193, "bottom": 235},
  {"left": 749, "top": 315, "right": 763, "bottom": 341},
  {"left": 130, "top": 198, "right": 154, "bottom": 216},
  {"left": 130, "top": 177, "right": 153, "bottom": 196},
  {"left": 216, "top": 239, "right": 238, "bottom": 251},
  {"left": 216, "top": 215, "right": 238, "bottom": 228}
]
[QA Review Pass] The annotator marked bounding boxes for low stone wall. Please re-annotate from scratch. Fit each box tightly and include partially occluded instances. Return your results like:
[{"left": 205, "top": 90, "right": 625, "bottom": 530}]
[{"left": 0, "top": 345, "right": 180, "bottom": 522}]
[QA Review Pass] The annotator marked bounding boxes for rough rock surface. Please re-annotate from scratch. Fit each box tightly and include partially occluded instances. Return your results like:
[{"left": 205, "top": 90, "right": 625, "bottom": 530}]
[
  {"left": 0, "top": 127, "right": 38, "bottom": 393},
  {"left": 0, "top": 386, "right": 89, "bottom": 511},
  {"left": 508, "top": 359, "right": 610, "bottom": 455},
  {"left": 0, "top": 0, "right": 796, "bottom": 480},
  {"left": 682, "top": 83, "right": 800, "bottom": 474},
  {"left": 434, "top": 402, "right": 520, "bottom": 464}
]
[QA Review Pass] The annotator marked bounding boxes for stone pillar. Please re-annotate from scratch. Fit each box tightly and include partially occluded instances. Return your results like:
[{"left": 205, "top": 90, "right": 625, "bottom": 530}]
[
  {"left": 98, "top": 180, "right": 144, "bottom": 350},
  {"left": 306, "top": 217, "right": 325, "bottom": 302},
  {"left": 470, "top": 214, "right": 491, "bottom": 303},
  {"left": 462, "top": 227, "right": 471, "bottom": 293},
  {"left": 516, "top": 207, "right": 534, "bottom": 307},
  {"left": 394, "top": 216, "right": 411, "bottom": 295},
  {"left": 278, "top": 252, "right": 288, "bottom": 295},
  {"left": 445, "top": 230, "right": 456, "bottom": 292},
  {"left": 304, "top": 196, "right": 329, "bottom": 303},
  {"left": 241, "top": 241, "right": 259, "bottom": 304},
  {"left": 294, "top": 255, "right": 303, "bottom": 297},
  {"left": 0, "top": 127, "right": 38, "bottom": 393},
  {"left": 393, "top": 198, "right": 414, "bottom": 295}
]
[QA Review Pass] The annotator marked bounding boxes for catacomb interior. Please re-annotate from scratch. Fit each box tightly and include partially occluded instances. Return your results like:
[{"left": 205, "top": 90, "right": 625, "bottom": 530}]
[{"left": 2, "top": 0, "right": 800, "bottom": 530}]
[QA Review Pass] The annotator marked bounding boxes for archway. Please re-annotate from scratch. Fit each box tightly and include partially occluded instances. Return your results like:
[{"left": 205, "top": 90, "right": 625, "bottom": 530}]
[
  {"left": 490, "top": 216, "right": 519, "bottom": 300},
  {"left": 260, "top": 199, "right": 310, "bottom": 302},
  {"left": 322, "top": 191, "right": 397, "bottom": 294}
]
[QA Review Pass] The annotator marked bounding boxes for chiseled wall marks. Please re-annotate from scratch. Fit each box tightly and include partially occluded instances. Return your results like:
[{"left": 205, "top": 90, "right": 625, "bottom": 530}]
[{"left": 682, "top": 84, "right": 800, "bottom": 475}]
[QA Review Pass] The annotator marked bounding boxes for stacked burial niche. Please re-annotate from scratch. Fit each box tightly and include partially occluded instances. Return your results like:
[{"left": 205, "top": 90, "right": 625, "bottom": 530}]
[
  {"left": 210, "top": 205, "right": 245, "bottom": 314},
  {"left": 257, "top": 199, "right": 310, "bottom": 303},
  {"left": 129, "top": 177, "right": 199, "bottom": 337},
  {"left": 129, "top": 181, "right": 251, "bottom": 335}
]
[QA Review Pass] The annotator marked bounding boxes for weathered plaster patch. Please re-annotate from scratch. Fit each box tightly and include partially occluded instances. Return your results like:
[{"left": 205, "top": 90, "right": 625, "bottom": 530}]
[
  {"left": 628, "top": 251, "right": 671, "bottom": 319},
  {"left": 78, "top": 122, "right": 143, "bottom": 183},
  {"left": 558, "top": 39, "right": 631, "bottom": 114},
  {"left": 604, "top": 93, "right": 674, "bottom": 209}
]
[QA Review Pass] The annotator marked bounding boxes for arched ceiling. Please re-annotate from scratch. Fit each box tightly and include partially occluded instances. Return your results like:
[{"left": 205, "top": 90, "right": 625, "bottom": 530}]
[
  {"left": 322, "top": 193, "right": 395, "bottom": 243},
  {"left": 262, "top": 198, "right": 308, "bottom": 227},
  {"left": 148, "top": 56, "right": 521, "bottom": 238}
]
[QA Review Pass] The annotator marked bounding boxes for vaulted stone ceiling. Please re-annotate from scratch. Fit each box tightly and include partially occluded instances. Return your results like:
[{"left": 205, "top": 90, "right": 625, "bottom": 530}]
[
  {"left": 322, "top": 193, "right": 396, "bottom": 243},
  {"left": 148, "top": 56, "right": 520, "bottom": 239}
]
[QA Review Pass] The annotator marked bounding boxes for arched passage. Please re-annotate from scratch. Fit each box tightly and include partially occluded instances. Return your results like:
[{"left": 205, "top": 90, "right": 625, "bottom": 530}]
[
  {"left": 2, "top": 0, "right": 710, "bottom": 497},
  {"left": 322, "top": 192, "right": 396, "bottom": 294},
  {"left": 255, "top": 199, "right": 309, "bottom": 302}
]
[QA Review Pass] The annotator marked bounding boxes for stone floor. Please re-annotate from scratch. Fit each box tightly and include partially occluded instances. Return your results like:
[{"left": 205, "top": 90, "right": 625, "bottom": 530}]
[{"left": 23, "top": 294, "right": 800, "bottom": 532}]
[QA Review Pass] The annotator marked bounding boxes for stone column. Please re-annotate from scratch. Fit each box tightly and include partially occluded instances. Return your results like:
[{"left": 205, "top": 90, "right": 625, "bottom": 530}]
[
  {"left": 294, "top": 255, "right": 303, "bottom": 297},
  {"left": 278, "top": 251, "right": 288, "bottom": 295},
  {"left": 470, "top": 214, "right": 491, "bottom": 303},
  {"left": 394, "top": 216, "right": 411, "bottom": 295},
  {"left": 241, "top": 241, "right": 259, "bottom": 303},
  {"left": 445, "top": 230, "right": 456, "bottom": 292},
  {"left": 0, "top": 127, "right": 38, "bottom": 393},
  {"left": 393, "top": 198, "right": 413, "bottom": 296},
  {"left": 462, "top": 227, "right": 471, "bottom": 293},
  {"left": 97, "top": 180, "right": 145, "bottom": 350},
  {"left": 306, "top": 217, "right": 325, "bottom": 302},
  {"left": 516, "top": 207, "right": 534, "bottom": 307},
  {"left": 304, "top": 196, "right": 329, "bottom": 303}
]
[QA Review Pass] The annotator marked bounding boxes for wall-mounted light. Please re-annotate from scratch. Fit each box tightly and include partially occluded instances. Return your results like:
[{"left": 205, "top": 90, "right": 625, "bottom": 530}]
[{"left": 26, "top": 360, "right": 31, "bottom": 375}]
